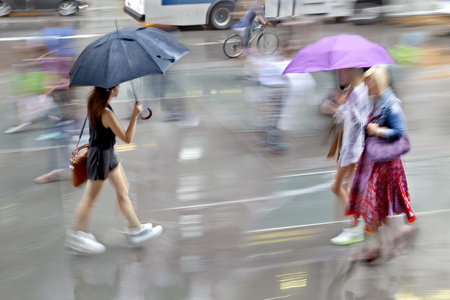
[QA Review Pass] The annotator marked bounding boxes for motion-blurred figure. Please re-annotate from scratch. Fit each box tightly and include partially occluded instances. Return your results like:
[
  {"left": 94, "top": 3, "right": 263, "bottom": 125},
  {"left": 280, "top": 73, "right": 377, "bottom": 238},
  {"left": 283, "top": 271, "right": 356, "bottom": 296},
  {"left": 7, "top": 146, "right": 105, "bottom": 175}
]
[
  {"left": 328, "top": 68, "right": 369, "bottom": 246},
  {"left": 5, "top": 42, "right": 54, "bottom": 134},
  {"left": 244, "top": 50, "right": 290, "bottom": 153},
  {"left": 347, "top": 65, "right": 417, "bottom": 264},
  {"left": 33, "top": 24, "right": 79, "bottom": 183}
]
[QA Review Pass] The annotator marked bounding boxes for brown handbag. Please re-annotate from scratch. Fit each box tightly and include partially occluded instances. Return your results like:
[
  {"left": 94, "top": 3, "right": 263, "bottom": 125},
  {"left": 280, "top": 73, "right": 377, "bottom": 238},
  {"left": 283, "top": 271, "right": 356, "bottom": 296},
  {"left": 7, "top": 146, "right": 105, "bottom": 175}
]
[{"left": 69, "top": 117, "right": 89, "bottom": 187}]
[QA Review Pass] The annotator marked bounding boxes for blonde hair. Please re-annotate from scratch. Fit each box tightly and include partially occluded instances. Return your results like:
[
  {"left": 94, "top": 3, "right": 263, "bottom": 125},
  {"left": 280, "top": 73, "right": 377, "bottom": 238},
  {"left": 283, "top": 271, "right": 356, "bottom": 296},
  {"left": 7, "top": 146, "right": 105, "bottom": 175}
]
[{"left": 363, "top": 65, "right": 390, "bottom": 94}]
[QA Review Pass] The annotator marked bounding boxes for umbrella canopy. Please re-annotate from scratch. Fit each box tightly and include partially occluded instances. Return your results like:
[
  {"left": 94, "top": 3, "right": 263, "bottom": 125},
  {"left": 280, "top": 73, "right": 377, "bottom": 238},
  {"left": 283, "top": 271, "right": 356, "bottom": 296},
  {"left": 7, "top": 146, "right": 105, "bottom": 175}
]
[
  {"left": 283, "top": 34, "right": 395, "bottom": 74},
  {"left": 69, "top": 26, "right": 190, "bottom": 89}
]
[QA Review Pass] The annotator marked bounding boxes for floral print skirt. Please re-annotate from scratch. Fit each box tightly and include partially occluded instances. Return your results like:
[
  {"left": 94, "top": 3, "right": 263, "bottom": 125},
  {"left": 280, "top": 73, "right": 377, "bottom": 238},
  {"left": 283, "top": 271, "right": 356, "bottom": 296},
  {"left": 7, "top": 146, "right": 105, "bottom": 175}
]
[{"left": 346, "top": 149, "right": 417, "bottom": 233}]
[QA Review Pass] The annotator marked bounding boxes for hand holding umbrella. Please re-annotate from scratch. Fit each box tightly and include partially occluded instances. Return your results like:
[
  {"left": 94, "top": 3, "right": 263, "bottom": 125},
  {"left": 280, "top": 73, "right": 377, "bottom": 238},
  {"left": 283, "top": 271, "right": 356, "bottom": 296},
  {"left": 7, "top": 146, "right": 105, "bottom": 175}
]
[
  {"left": 130, "top": 80, "right": 152, "bottom": 120},
  {"left": 132, "top": 101, "right": 143, "bottom": 119}
]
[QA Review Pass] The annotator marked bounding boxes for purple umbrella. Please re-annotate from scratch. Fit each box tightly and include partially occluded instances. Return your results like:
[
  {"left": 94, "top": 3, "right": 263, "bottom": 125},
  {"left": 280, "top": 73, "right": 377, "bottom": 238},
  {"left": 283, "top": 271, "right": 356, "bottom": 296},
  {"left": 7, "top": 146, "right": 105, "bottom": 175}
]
[{"left": 283, "top": 34, "right": 395, "bottom": 74}]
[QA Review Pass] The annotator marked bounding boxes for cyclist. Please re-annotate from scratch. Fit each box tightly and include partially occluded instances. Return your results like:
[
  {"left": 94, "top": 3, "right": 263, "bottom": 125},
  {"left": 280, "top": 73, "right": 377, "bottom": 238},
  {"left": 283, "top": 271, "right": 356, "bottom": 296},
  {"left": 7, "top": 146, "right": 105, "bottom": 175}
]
[{"left": 233, "top": 0, "right": 269, "bottom": 47}]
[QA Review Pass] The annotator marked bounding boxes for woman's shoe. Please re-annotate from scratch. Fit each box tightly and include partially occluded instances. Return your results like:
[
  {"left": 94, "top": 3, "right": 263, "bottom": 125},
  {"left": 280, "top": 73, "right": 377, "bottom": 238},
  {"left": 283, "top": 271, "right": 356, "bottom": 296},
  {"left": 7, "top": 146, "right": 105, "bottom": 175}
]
[
  {"left": 331, "top": 227, "right": 364, "bottom": 245},
  {"left": 64, "top": 230, "right": 106, "bottom": 255},
  {"left": 351, "top": 248, "right": 380, "bottom": 262},
  {"left": 126, "top": 224, "right": 163, "bottom": 246}
]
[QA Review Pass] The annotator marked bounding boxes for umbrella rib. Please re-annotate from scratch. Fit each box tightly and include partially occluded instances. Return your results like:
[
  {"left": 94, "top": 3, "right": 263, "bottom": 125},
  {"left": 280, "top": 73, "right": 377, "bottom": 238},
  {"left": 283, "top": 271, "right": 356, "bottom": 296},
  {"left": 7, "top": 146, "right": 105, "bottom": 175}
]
[
  {"left": 105, "top": 41, "right": 114, "bottom": 88},
  {"left": 136, "top": 38, "right": 169, "bottom": 73},
  {"left": 135, "top": 41, "right": 163, "bottom": 73},
  {"left": 329, "top": 35, "right": 340, "bottom": 71},
  {"left": 119, "top": 38, "right": 163, "bottom": 86}
]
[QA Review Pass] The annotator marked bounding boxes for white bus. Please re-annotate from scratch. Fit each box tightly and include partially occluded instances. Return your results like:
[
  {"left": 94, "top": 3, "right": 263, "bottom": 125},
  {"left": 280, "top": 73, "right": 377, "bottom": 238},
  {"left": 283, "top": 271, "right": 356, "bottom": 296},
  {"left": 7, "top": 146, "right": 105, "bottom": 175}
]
[
  {"left": 124, "top": 0, "right": 238, "bottom": 29},
  {"left": 124, "top": 0, "right": 447, "bottom": 29},
  {"left": 265, "top": 0, "right": 445, "bottom": 25}
]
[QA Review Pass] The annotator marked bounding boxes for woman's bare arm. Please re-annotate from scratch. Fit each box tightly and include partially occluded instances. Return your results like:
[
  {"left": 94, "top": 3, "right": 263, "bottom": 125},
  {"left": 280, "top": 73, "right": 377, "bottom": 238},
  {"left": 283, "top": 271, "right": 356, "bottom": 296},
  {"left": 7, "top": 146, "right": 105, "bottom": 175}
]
[{"left": 101, "top": 102, "right": 142, "bottom": 144}]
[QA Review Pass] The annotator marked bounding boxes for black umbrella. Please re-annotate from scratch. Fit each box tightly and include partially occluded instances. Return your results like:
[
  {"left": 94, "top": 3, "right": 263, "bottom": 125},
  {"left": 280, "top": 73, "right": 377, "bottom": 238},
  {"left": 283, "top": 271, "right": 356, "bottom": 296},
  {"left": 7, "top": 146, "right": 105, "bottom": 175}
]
[{"left": 69, "top": 26, "right": 190, "bottom": 118}]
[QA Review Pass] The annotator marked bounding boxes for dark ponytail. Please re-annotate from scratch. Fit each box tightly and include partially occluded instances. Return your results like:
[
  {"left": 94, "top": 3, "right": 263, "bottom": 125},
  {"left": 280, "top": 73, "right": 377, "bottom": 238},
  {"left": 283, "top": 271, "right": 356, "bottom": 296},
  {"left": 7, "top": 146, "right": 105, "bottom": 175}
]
[{"left": 87, "top": 87, "right": 112, "bottom": 129}]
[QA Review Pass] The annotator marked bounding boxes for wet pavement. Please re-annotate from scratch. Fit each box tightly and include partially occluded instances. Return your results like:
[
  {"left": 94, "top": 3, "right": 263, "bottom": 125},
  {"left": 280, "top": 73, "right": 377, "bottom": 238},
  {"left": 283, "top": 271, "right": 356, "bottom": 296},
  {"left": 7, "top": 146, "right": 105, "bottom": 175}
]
[
  {"left": 1, "top": 7, "right": 450, "bottom": 300},
  {"left": 2, "top": 86, "right": 450, "bottom": 299}
]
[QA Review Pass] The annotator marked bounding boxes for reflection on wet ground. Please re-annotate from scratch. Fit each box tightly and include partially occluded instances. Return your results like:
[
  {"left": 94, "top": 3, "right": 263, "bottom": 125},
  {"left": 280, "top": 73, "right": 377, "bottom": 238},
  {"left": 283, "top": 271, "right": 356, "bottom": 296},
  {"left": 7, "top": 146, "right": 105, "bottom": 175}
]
[{"left": 3, "top": 198, "right": 448, "bottom": 299}]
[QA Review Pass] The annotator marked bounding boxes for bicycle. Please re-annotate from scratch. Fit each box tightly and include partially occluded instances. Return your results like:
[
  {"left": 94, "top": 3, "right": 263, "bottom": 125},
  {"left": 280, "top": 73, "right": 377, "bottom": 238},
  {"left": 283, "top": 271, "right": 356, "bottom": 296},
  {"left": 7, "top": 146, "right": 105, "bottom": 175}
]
[{"left": 223, "top": 24, "right": 279, "bottom": 58}]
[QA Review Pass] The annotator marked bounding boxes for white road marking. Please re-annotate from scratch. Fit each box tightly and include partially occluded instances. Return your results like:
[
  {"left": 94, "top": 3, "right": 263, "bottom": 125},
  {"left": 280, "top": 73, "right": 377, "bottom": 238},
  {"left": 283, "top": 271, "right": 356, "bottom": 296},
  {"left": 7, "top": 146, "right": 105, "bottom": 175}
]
[
  {"left": 275, "top": 170, "right": 336, "bottom": 178},
  {"left": 153, "top": 182, "right": 331, "bottom": 212},
  {"left": 0, "top": 34, "right": 101, "bottom": 42},
  {"left": 245, "top": 208, "right": 450, "bottom": 234},
  {"left": 0, "top": 145, "right": 67, "bottom": 154},
  {"left": 188, "top": 41, "right": 224, "bottom": 46}
]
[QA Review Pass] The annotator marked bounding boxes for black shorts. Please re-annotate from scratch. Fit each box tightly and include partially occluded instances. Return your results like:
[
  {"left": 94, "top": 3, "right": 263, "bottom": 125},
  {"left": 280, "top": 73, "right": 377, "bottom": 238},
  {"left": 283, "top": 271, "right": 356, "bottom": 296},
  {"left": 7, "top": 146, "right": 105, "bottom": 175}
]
[{"left": 87, "top": 147, "right": 119, "bottom": 181}]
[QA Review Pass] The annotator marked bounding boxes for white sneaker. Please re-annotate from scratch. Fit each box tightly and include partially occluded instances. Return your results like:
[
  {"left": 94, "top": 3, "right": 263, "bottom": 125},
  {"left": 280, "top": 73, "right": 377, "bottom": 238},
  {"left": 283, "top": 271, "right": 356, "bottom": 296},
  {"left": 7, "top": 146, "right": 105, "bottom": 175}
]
[
  {"left": 330, "top": 227, "right": 364, "bottom": 245},
  {"left": 65, "top": 230, "right": 106, "bottom": 255},
  {"left": 126, "top": 224, "right": 163, "bottom": 246}
]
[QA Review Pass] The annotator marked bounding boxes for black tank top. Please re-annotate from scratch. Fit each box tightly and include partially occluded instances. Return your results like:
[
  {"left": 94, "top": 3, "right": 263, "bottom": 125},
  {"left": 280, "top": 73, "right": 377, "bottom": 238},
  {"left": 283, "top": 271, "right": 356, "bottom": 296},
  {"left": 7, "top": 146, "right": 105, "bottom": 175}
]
[{"left": 89, "top": 104, "right": 116, "bottom": 150}]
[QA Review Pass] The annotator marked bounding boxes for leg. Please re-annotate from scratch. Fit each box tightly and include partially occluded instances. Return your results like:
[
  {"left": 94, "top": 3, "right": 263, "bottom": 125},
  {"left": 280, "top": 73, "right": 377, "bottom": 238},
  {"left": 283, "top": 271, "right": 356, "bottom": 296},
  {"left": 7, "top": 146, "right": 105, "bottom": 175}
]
[
  {"left": 108, "top": 163, "right": 142, "bottom": 231},
  {"left": 351, "top": 231, "right": 380, "bottom": 261},
  {"left": 244, "top": 24, "right": 253, "bottom": 47},
  {"left": 330, "top": 164, "right": 364, "bottom": 245},
  {"left": 344, "top": 164, "right": 358, "bottom": 226},
  {"left": 74, "top": 179, "right": 106, "bottom": 232},
  {"left": 108, "top": 163, "right": 163, "bottom": 245},
  {"left": 380, "top": 218, "right": 395, "bottom": 253},
  {"left": 331, "top": 164, "right": 355, "bottom": 214},
  {"left": 366, "top": 220, "right": 396, "bottom": 264},
  {"left": 244, "top": 20, "right": 259, "bottom": 48},
  {"left": 65, "top": 179, "right": 107, "bottom": 255},
  {"left": 344, "top": 163, "right": 357, "bottom": 195}
]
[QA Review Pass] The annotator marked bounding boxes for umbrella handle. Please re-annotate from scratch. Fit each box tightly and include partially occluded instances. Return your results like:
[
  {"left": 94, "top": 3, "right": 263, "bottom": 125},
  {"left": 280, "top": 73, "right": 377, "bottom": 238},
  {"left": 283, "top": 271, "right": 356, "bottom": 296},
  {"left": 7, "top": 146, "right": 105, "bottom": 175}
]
[{"left": 140, "top": 107, "right": 152, "bottom": 120}]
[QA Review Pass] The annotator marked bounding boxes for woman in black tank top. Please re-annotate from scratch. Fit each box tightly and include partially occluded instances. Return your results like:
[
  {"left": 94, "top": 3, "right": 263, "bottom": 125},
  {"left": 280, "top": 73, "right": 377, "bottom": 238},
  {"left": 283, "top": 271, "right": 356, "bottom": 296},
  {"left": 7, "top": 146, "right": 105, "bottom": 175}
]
[{"left": 65, "top": 85, "right": 162, "bottom": 254}]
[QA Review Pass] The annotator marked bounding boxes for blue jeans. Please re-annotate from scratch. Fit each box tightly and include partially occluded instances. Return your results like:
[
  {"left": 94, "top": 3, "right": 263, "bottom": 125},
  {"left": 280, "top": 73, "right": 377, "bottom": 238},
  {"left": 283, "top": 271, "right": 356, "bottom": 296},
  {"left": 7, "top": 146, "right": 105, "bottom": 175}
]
[{"left": 244, "top": 20, "right": 259, "bottom": 47}]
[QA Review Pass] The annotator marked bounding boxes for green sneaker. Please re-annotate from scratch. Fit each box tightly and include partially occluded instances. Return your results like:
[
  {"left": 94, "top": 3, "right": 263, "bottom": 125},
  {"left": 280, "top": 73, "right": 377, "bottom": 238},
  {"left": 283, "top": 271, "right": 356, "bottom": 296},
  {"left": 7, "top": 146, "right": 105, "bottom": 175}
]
[{"left": 331, "top": 228, "right": 364, "bottom": 245}]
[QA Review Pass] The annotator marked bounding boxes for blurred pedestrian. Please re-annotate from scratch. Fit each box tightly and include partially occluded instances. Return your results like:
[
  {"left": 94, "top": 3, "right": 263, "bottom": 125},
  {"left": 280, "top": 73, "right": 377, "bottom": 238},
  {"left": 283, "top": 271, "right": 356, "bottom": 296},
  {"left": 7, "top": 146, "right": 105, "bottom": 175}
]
[
  {"left": 4, "top": 42, "right": 52, "bottom": 134},
  {"left": 260, "top": 56, "right": 290, "bottom": 153},
  {"left": 33, "top": 69, "right": 73, "bottom": 184},
  {"left": 33, "top": 23, "right": 79, "bottom": 183},
  {"left": 65, "top": 85, "right": 162, "bottom": 255},
  {"left": 346, "top": 65, "right": 417, "bottom": 263},
  {"left": 278, "top": 50, "right": 317, "bottom": 136},
  {"left": 328, "top": 68, "right": 369, "bottom": 245}
]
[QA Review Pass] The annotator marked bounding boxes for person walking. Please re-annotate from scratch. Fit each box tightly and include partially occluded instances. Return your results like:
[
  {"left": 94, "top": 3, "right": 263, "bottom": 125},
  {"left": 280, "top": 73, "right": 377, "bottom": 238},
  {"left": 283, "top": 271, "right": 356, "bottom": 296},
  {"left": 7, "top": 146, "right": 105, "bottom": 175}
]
[
  {"left": 65, "top": 85, "right": 163, "bottom": 255},
  {"left": 256, "top": 54, "right": 290, "bottom": 153},
  {"left": 329, "top": 68, "right": 369, "bottom": 245},
  {"left": 346, "top": 65, "right": 417, "bottom": 263}
]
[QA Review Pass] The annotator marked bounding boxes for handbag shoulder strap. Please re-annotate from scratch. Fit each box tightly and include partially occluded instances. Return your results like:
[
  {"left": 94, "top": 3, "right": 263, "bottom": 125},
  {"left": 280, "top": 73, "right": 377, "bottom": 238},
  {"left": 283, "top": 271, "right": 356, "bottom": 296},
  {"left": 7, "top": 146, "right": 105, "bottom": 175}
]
[
  {"left": 76, "top": 116, "right": 88, "bottom": 148},
  {"left": 368, "top": 104, "right": 387, "bottom": 125}
]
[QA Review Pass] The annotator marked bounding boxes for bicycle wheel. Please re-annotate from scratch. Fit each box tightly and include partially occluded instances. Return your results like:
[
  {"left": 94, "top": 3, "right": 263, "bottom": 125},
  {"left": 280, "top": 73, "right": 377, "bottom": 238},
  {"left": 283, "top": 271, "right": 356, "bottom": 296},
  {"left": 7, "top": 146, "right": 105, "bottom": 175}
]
[
  {"left": 256, "top": 31, "right": 279, "bottom": 55},
  {"left": 223, "top": 34, "right": 244, "bottom": 58}
]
